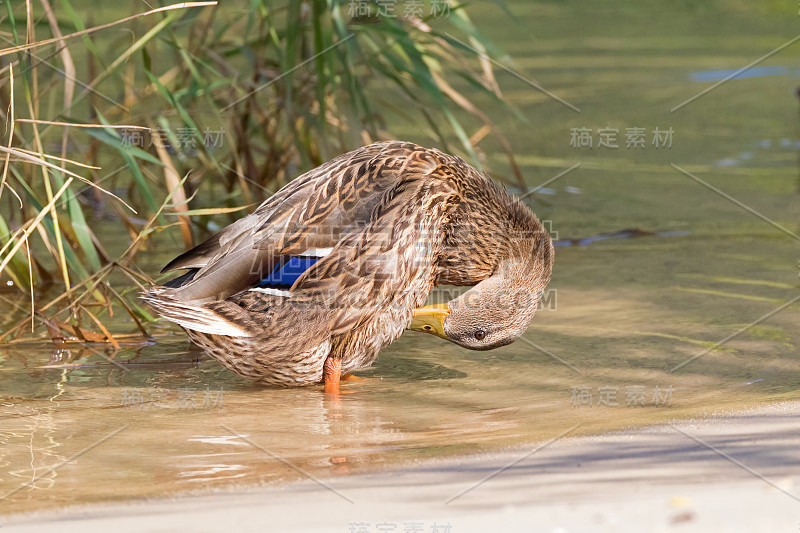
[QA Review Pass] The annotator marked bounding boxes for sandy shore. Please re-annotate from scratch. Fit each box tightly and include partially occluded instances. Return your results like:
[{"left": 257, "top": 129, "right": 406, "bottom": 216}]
[{"left": 3, "top": 402, "right": 799, "bottom": 533}]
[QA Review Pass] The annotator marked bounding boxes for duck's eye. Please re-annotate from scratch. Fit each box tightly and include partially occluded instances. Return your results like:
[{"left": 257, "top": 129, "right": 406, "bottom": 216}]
[{"left": 474, "top": 330, "right": 486, "bottom": 341}]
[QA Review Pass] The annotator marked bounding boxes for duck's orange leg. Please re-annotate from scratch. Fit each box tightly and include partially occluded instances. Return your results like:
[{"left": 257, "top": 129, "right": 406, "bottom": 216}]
[{"left": 323, "top": 356, "right": 342, "bottom": 394}]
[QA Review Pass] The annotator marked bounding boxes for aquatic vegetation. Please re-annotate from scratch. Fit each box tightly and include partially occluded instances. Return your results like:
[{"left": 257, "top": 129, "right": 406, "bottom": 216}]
[{"left": 0, "top": 0, "right": 517, "bottom": 343}]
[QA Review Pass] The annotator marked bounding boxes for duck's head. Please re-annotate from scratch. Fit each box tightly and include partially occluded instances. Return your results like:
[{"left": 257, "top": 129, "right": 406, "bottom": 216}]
[{"left": 408, "top": 231, "right": 554, "bottom": 350}]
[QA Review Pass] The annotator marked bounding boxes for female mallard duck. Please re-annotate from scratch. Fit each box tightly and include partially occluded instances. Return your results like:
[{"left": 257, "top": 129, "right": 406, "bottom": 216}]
[{"left": 143, "top": 141, "right": 554, "bottom": 392}]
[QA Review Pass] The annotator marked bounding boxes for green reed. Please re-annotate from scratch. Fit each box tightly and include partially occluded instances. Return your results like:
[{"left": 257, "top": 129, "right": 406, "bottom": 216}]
[{"left": 0, "top": 0, "right": 519, "bottom": 343}]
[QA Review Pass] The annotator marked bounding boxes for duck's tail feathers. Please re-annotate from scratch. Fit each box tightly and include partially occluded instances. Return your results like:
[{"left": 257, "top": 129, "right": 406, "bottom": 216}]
[{"left": 141, "top": 287, "right": 252, "bottom": 338}]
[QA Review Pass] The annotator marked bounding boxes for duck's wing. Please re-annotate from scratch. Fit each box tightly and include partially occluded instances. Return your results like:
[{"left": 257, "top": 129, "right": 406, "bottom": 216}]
[
  {"left": 288, "top": 173, "right": 460, "bottom": 335},
  {"left": 162, "top": 141, "right": 437, "bottom": 302},
  {"left": 147, "top": 153, "right": 460, "bottom": 365}
]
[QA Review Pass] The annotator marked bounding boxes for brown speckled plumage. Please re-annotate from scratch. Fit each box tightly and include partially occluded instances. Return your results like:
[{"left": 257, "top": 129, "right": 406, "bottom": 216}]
[{"left": 142, "top": 141, "right": 554, "bottom": 386}]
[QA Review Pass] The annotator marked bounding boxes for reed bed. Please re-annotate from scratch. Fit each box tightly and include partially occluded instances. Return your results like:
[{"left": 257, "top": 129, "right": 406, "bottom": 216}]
[{"left": 0, "top": 0, "right": 518, "bottom": 344}]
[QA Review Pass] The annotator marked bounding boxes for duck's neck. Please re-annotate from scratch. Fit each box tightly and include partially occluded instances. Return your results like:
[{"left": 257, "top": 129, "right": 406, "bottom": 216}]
[{"left": 451, "top": 228, "right": 554, "bottom": 318}]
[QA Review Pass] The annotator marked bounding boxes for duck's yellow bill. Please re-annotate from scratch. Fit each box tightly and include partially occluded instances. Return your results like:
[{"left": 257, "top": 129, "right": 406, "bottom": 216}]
[{"left": 407, "top": 303, "right": 450, "bottom": 339}]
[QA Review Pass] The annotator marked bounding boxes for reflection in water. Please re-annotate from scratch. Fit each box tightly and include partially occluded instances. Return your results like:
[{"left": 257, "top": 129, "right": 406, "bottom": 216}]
[{"left": 0, "top": 339, "right": 486, "bottom": 513}]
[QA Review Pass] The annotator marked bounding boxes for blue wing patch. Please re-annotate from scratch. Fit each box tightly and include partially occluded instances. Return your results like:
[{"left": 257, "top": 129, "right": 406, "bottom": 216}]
[{"left": 258, "top": 256, "right": 320, "bottom": 288}]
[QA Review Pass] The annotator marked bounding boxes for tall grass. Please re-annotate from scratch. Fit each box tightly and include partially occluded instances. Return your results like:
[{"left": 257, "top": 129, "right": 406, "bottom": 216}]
[{"left": 0, "top": 0, "right": 520, "bottom": 344}]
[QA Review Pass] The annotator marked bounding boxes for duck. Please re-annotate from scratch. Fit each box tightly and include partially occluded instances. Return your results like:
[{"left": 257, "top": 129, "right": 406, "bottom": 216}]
[{"left": 142, "top": 141, "right": 554, "bottom": 392}]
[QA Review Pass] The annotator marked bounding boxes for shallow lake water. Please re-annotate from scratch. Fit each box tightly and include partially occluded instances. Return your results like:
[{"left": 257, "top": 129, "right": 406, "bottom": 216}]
[{"left": 1, "top": 0, "right": 799, "bottom": 516}]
